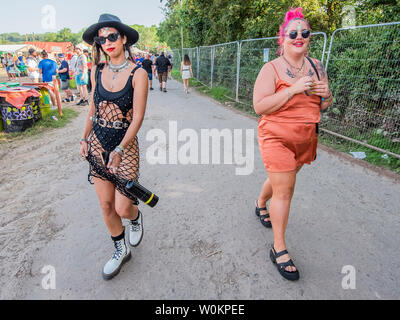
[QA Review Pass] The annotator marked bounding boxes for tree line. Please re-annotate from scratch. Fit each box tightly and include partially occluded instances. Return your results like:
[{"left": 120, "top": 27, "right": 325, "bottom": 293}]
[
  {"left": 0, "top": 25, "right": 166, "bottom": 52},
  {"left": 157, "top": 0, "right": 400, "bottom": 48}
]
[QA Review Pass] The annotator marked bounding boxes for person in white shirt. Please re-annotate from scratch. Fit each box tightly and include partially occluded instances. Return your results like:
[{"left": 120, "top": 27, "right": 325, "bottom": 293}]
[
  {"left": 70, "top": 53, "right": 78, "bottom": 74},
  {"left": 26, "top": 48, "right": 40, "bottom": 83}
]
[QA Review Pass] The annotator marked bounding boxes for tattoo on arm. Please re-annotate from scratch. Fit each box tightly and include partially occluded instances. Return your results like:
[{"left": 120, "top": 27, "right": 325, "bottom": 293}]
[
  {"left": 286, "top": 69, "right": 296, "bottom": 79},
  {"left": 318, "top": 61, "right": 327, "bottom": 80},
  {"left": 307, "top": 69, "right": 314, "bottom": 77}
]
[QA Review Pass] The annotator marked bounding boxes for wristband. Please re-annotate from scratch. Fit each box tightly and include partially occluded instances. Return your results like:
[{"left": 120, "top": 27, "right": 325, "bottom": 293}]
[
  {"left": 114, "top": 145, "right": 125, "bottom": 156},
  {"left": 80, "top": 138, "right": 88, "bottom": 144},
  {"left": 322, "top": 93, "right": 332, "bottom": 102}
]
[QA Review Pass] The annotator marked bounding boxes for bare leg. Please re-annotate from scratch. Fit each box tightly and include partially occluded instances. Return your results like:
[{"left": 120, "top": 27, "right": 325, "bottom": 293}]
[
  {"left": 81, "top": 85, "right": 89, "bottom": 101},
  {"left": 48, "top": 89, "right": 56, "bottom": 106},
  {"left": 114, "top": 190, "right": 139, "bottom": 221},
  {"left": 77, "top": 85, "right": 82, "bottom": 100},
  {"left": 267, "top": 166, "right": 302, "bottom": 272},
  {"left": 257, "top": 177, "right": 273, "bottom": 222},
  {"left": 93, "top": 177, "right": 123, "bottom": 237}
]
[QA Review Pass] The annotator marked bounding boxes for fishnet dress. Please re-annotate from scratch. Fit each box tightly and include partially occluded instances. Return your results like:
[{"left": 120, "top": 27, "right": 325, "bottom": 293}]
[{"left": 86, "top": 63, "right": 140, "bottom": 205}]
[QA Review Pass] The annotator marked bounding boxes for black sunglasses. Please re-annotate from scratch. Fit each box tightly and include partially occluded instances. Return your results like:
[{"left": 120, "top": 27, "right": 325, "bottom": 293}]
[
  {"left": 287, "top": 30, "right": 311, "bottom": 40},
  {"left": 94, "top": 32, "right": 121, "bottom": 45}
]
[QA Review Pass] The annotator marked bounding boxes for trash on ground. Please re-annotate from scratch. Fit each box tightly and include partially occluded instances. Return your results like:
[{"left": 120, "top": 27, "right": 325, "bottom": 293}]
[
  {"left": 350, "top": 151, "right": 367, "bottom": 159},
  {"left": 52, "top": 116, "right": 58, "bottom": 121}
]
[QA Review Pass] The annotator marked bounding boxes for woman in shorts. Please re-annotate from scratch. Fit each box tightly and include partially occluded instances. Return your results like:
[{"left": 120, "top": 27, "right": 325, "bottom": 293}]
[
  {"left": 180, "top": 54, "right": 193, "bottom": 94},
  {"left": 253, "top": 7, "right": 333, "bottom": 281}
]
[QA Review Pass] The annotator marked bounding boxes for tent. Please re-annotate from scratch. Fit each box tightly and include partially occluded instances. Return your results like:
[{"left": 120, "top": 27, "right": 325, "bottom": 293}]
[
  {"left": 0, "top": 44, "right": 30, "bottom": 53},
  {"left": 0, "top": 44, "right": 43, "bottom": 57},
  {"left": 24, "top": 41, "right": 74, "bottom": 54}
]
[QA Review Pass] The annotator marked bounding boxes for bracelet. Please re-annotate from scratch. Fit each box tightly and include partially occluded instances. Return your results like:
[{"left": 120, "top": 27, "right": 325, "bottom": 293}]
[
  {"left": 286, "top": 88, "right": 293, "bottom": 100},
  {"left": 322, "top": 93, "right": 332, "bottom": 102},
  {"left": 114, "top": 145, "right": 125, "bottom": 156},
  {"left": 80, "top": 138, "right": 88, "bottom": 144}
]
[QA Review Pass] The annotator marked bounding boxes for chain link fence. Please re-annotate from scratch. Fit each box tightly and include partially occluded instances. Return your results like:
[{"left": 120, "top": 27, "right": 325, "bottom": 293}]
[
  {"left": 322, "top": 22, "right": 400, "bottom": 159},
  {"left": 198, "top": 46, "right": 213, "bottom": 87},
  {"left": 211, "top": 41, "right": 240, "bottom": 101},
  {"left": 171, "top": 22, "right": 400, "bottom": 159},
  {"left": 170, "top": 49, "right": 181, "bottom": 72}
]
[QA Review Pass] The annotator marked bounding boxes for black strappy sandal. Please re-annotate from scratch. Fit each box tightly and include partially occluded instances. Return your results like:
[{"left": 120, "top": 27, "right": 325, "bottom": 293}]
[
  {"left": 270, "top": 245, "right": 300, "bottom": 281},
  {"left": 255, "top": 200, "right": 272, "bottom": 228}
]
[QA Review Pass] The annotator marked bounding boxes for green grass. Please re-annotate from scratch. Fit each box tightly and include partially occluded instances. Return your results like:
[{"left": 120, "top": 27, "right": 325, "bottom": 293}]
[
  {"left": 171, "top": 69, "right": 203, "bottom": 87},
  {"left": 319, "top": 131, "right": 400, "bottom": 174},
  {"left": 0, "top": 107, "right": 79, "bottom": 144}
]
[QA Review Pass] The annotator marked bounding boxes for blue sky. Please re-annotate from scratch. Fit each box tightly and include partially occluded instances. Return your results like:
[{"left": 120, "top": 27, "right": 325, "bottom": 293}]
[{"left": 1, "top": 0, "right": 166, "bottom": 34}]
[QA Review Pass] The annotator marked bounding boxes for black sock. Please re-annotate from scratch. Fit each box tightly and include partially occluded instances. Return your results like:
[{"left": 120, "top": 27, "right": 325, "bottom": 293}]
[
  {"left": 111, "top": 228, "right": 125, "bottom": 241},
  {"left": 131, "top": 211, "right": 140, "bottom": 222}
]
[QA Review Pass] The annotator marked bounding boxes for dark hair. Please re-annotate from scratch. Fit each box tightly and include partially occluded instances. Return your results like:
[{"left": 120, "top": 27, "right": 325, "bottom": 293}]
[
  {"left": 92, "top": 29, "right": 134, "bottom": 65},
  {"left": 41, "top": 50, "right": 48, "bottom": 58},
  {"left": 183, "top": 54, "right": 191, "bottom": 65}
]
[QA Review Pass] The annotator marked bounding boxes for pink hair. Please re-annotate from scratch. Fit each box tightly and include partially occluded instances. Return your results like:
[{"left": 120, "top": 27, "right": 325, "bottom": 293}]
[{"left": 278, "top": 7, "right": 310, "bottom": 55}]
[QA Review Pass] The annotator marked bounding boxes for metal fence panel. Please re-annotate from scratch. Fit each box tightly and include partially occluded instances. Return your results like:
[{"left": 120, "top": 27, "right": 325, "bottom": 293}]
[
  {"left": 198, "top": 46, "right": 213, "bottom": 87},
  {"left": 322, "top": 22, "right": 400, "bottom": 158},
  {"left": 211, "top": 41, "right": 240, "bottom": 101},
  {"left": 170, "top": 49, "right": 181, "bottom": 71},
  {"left": 238, "top": 32, "right": 327, "bottom": 107},
  {"left": 171, "top": 24, "right": 400, "bottom": 158}
]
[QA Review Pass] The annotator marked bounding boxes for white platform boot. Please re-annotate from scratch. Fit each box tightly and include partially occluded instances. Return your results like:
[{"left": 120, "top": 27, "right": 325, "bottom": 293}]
[
  {"left": 102, "top": 230, "right": 131, "bottom": 280},
  {"left": 129, "top": 210, "right": 144, "bottom": 247}
]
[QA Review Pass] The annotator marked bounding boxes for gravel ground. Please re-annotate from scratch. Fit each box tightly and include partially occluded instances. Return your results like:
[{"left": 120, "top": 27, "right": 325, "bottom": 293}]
[{"left": 0, "top": 78, "right": 399, "bottom": 300}]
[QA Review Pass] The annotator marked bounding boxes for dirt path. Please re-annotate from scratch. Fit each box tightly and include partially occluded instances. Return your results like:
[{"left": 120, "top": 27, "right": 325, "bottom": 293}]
[{"left": 0, "top": 79, "right": 399, "bottom": 299}]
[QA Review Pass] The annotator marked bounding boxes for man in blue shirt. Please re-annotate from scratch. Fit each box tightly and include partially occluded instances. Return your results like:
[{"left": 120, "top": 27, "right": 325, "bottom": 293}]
[
  {"left": 56, "top": 53, "right": 74, "bottom": 103},
  {"left": 38, "top": 51, "right": 57, "bottom": 106}
]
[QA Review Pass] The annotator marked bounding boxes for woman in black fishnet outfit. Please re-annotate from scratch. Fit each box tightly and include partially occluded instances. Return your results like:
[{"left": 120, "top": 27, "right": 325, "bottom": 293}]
[{"left": 80, "top": 14, "right": 148, "bottom": 280}]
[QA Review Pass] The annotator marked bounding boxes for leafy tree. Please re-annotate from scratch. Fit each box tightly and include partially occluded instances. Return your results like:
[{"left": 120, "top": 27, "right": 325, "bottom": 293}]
[
  {"left": 130, "top": 24, "right": 165, "bottom": 52},
  {"left": 56, "top": 28, "right": 73, "bottom": 42},
  {"left": 157, "top": 0, "right": 399, "bottom": 48}
]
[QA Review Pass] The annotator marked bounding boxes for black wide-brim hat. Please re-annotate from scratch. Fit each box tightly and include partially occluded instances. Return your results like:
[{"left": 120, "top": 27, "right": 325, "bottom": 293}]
[{"left": 82, "top": 14, "right": 139, "bottom": 46}]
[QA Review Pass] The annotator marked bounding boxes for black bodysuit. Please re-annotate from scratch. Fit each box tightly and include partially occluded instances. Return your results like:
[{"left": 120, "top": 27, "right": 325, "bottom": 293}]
[{"left": 86, "top": 63, "right": 140, "bottom": 205}]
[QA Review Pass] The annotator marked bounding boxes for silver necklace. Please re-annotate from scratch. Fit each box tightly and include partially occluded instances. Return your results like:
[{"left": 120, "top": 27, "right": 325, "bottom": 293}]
[
  {"left": 107, "top": 60, "right": 130, "bottom": 89},
  {"left": 108, "top": 59, "right": 130, "bottom": 72}
]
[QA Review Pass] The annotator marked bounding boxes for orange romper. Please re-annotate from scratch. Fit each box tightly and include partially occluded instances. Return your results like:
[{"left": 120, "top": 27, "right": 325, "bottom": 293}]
[{"left": 258, "top": 62, "right": 321, "bottom": 172}]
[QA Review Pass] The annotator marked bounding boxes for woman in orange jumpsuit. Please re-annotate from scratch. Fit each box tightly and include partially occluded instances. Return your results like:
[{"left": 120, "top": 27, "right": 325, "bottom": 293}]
[{"left": 253, "top": 7, "right": 333, "bottom": 280}]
